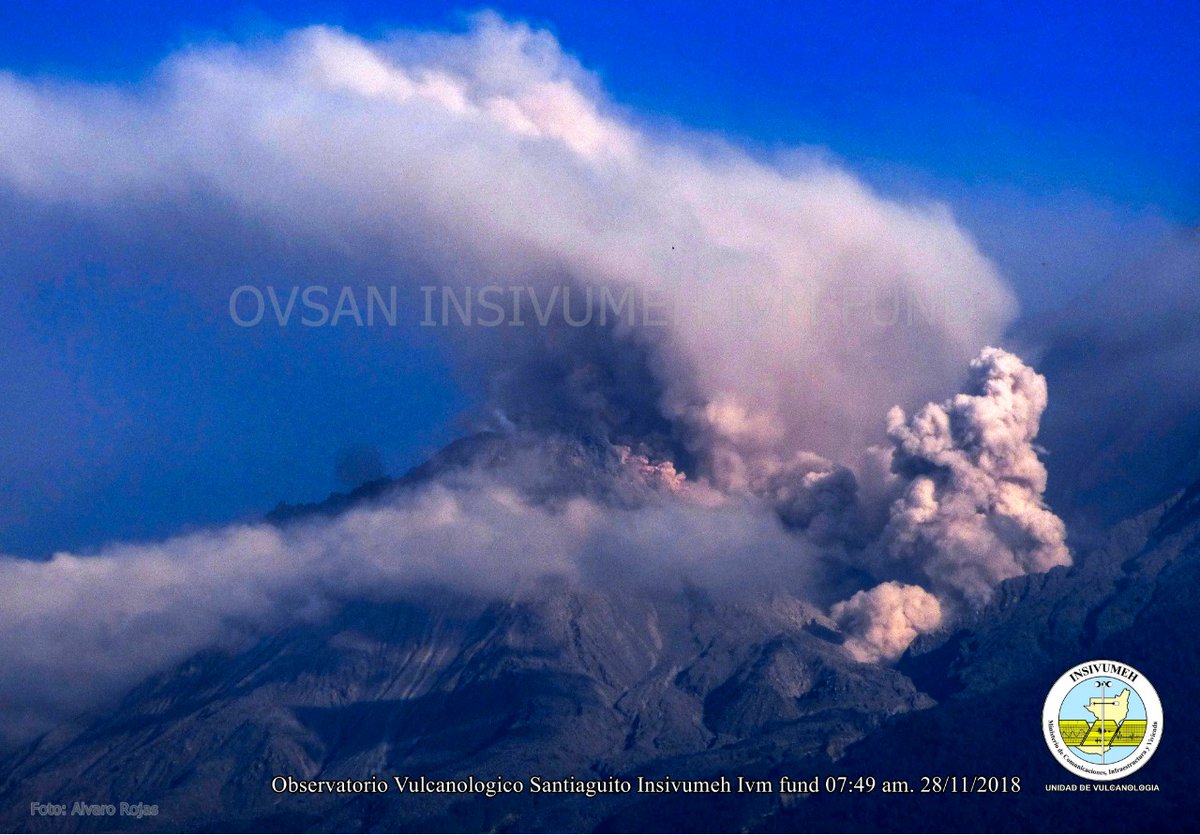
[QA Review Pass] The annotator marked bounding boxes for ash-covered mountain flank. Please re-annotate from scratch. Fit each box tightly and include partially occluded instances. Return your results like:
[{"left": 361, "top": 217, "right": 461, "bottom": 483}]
[
  {"left": 745, "top": 476, "right": 1200, "bottom": 834},
  {"left": 0, "top": 587, "right": 929, "bottom": 832},
  {"left": 0, "top": 351, "right": 1177, "bottom": 833},
  {"left": 2, "top": 424, "right": 1197, "bottom": 832},
  {"left": 1, "top": 432, "right": 931, "bottom": 832}
]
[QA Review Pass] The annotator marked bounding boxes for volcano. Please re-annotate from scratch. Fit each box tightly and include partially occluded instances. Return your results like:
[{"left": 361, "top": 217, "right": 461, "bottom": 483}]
[{"left": 2, "top": 432, "right": 1198, "bottom": 832}]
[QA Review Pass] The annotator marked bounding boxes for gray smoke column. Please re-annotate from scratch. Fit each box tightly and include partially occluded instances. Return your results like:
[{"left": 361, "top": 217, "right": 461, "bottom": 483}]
[{"left": 883, "top": 347, "right": 1070, "bottom": 605}]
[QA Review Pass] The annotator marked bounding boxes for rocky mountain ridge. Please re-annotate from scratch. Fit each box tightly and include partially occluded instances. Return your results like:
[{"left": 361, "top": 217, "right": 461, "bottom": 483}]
[{"left": 3, "top": 433, "right": 1198, "bottom": 831}]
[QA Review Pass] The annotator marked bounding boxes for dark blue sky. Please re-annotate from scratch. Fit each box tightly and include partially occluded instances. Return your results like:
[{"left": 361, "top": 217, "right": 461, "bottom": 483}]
[
  {"left": 2, "top": 0, "right": 1196, "bottom": 218},
  {"left": 0, "top": 1, "right": 1196, "bottom": 556}
]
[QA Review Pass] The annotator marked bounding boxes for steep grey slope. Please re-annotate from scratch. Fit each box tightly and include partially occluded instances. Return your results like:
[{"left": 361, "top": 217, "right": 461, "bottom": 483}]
[
  {"left": 553, "top": 479, "right": 1200, "bottom": 834},
  {"left": 0, "top": 428, "right": 935, "bottom": 831},
  {"left": 266, "top": 431, "right": 662, "bottom": 524},
  {"left": 741, "top": 477, "right": 1200, "bottom": 833},
  {"left": 5, "top": 430, "right": 1196, "bottom": 833},
  {"left": 899, "top": 478, "right": 1198, "bottom": 700},
  {"left": 0, "top": 585, "right": 929, "bottom": 832}
]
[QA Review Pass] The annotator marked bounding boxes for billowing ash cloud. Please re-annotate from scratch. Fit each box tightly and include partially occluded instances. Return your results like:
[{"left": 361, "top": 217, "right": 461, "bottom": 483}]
[
  {"left": 0, "top": 17, "right": 1071, "bottom": 739},
  {"left": 880, "top": 347, "right": 1070, "bottom": 605},
  {"left": 831, "top": 582, "right": 943, "bottom": 663},
  {"left": 0, "top": 348, "right": 1069, "bottom": 742},
  {"left": 0, "top": 14, "right": 1015, "bottom": 477},
  {"left": 822, "top": 348, "right": 1070, "bottom": 663}
]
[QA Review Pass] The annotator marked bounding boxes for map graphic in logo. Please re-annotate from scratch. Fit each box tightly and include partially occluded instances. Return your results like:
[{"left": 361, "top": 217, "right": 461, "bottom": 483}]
[{"left": 1043, "top": 660, "right": 1162, "bottom": 781}]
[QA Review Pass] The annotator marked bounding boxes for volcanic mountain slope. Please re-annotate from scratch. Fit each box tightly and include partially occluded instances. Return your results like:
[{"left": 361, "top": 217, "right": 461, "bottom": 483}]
[
  {"left": 738, "top": 476, "right": 1200, "bottom": 833},
  {"left": 558, "top": 479, "right": 1200, "bottom": 834},
  {"left": 0, "top": 432, "right": 929, "bottom": 832},
  {"left": 3, "top": 432, "right": 1198, "bottom": 832},
  {"left": 0, "top": 586, "right": 930, "bottom": 831}
]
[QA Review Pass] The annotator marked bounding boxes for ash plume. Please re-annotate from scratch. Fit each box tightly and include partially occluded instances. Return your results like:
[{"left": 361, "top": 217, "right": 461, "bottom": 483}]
[
  {"left": 881, "top": 347, "right": 1070, "bottom": 606},
  {"left": 0, "top": 14, "right": 1015, "bottom": 480},
  {"left": 831, "top": 582, "right": 943, "bottom": 663},
  {"left": 0, "top": 18, "right": 1074, "bottom": 736}
]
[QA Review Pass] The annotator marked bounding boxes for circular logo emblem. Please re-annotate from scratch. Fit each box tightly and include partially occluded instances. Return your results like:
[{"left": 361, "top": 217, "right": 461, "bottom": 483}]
[{"left": 1042, "top": 660, "right": 1162, "bottom": 781}]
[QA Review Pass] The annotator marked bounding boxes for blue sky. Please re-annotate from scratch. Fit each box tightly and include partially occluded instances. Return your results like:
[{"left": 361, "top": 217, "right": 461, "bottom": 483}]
[
  {"left": 0, "top": 1, "right": 1196, "bottom": 556},
  {"left": 2, "top": 0, "right": 1196, "bottom": 218}
]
